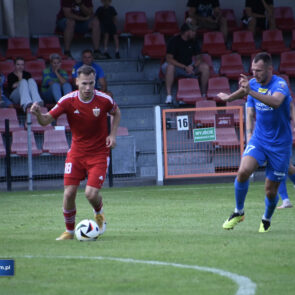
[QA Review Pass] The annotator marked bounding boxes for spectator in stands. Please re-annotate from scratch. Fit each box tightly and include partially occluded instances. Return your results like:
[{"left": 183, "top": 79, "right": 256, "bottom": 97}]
[
  {"left": 41, "top": 53, "right": 73, "bottom": 104},
  {"left": 242, "top": 0, "right": 275, "bottom": 35},
  {"left": 7, "top": 57, "right": 44, "bottom": 111},
  {"left": 56, "top": 0, "right": 105, "bottom": 59},
  {"left": 0, "top": 73, "right": 13, "bottom": 108},
  {"left": 161, "top": 23, "right": 209, "bottom": 104},
  {"left": 30, "top": 65, "right": 121, "bottom": 240},
  {"left": 218, "top": 52, "right": 293, "bottom": 233},
  {"left": 72, "top": 49, "right": 107, "bottom": 92},
  {"left": 95, "top": 0, "right": 120, "bottom": 59},
  {"left": 186, "top": 0, "right": 228, "bottom": 42}
]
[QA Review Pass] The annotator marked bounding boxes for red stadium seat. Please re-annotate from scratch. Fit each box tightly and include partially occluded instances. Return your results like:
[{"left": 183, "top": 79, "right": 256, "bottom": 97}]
[
  {"left": 0, "top": 136, "right": 6, "bottom": 157},
  {"left": 214, "top": 127, "right": 240, "bottom": 148},
  {"left": 231, "top": 30, "right": 260, "bottom": 56},
  {"left": 226, "top": 99, "right": 245, "bottom": 126},
  {"left": 25, "top": 107, "right": 53, "bottom": 133},
  {"left": 194, "top": 100, "right": 217, "bottom": 126},
  {"left": 176, "top": 78, "right": 203, "bottom": 104},
  {"left": 202, "top": 32, "right": 231, "bottom": 57},
  {"left": 291, "top": 30, "right": 295, "bottom": 49},
  {"left": 6, "top": 37, "right": 36, "bottom": 61},
  {"left": 11, "top": 130, "right": 42, "bottom": 156},
  {"left": 0, "top": 108, "right": 23, "bottom": 133},
  {"left": 154, "top": 10, "right": 180, "bottom": 36},
  {"left": 141, "top": 33, "right": 166, "bottom": 59},
  {"left": 201, "top": 54, "right": 218, "bottom": 77},
  {"left": 279, "top": 51, "right": 295, "bottom": 77},
  {"left": 207, "top": 77, "right": 231, "bottom": 103},
  {"left": 219, "top": 53, "right": 247, "bottom": 80},
  {"left": 261, "top": 30, "right": 290, "bottom": 54},
  {"left": 0, "top": 60, "right": 14, "bottom": 77},
  {"left": 221, "top": 9, "right": 240, "bottom": 33},
  {"left": 55, "top": 113, "right": 70, "bottom": 131},
  {"left": 61, "top": 59, "right": 76, "bottom": 83},
  {"left": 117, "top": 126, "right": 129, "bottom": 136},
  {"left": 43, "top": 129, "right": 69, "bottom": 155},
  {"left": 36, "top": 36, "right": 66, "bottom": 60},
  {"left": 274, "top": 6, "right": 295, "bottom": 32},
  {"left": 24, "top": 59, "right": 46, "bottom": 86},
  {"left": 124, "top": 11, "right": 152, "bottom": 36}
]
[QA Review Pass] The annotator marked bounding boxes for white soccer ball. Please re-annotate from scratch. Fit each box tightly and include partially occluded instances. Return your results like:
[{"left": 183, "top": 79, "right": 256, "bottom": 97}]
[{"left": 75, "top": 219, "right": 100, "bottom": 241}]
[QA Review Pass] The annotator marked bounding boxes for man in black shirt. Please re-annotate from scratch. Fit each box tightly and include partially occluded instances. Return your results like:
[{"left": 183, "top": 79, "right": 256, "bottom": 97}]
[
  {"left": 187, "top": 0, "right": 228, "bottom": 41},
  {"left": 161, "top": 23, "right": 209, "bottom": 104},
  {"left": 243, "top": 0, "right": 275, "bottom": 34}
]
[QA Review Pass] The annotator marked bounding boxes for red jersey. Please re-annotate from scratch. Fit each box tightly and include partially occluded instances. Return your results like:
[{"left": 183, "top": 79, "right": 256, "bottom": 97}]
[{"left": 49, "top": 90, "right": 117, "bottom": 155}]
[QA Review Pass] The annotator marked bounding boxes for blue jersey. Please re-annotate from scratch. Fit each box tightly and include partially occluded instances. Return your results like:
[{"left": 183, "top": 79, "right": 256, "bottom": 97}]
[
  {"left": 72, "top": 62, "right": 105, "bottom": 89},
  {"left": 247, "top": 75, "right": 292, "bottom": 147}
]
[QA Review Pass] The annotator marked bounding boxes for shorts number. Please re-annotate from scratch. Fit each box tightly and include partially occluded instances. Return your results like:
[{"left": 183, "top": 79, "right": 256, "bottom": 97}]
[{"left": 64, "top": 163, "right": 72, "bottom": 174}]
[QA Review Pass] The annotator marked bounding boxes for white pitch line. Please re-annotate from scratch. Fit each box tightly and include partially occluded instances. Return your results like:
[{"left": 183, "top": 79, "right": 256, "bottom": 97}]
[{"left": 16, "top": 255, "right": 256, "bottom": 295}]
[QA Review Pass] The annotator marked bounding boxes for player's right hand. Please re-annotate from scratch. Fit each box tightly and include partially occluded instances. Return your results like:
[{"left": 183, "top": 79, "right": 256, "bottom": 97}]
[
  {"left": 30, "top": 102, "right": 40, "bottom": 116},
  {"left": 217, "top": 92, "right": 230, "bottom": 101}
]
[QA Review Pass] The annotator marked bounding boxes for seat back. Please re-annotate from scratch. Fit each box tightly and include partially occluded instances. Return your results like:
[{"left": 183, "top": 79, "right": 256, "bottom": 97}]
[
  {"left": 0, "top": 60, "right": 14, "bottom": 77},
  {"left": 43, "top": 129, "right": 69, "bottom": 155},
  {"left": 154, "top": 10, "right": 179, "bottom": 35},
  {"left": 37, "top": 36, "right": 64, "bottom": 60},
  {"left": 275, "top": 6, "right": 295, "bottom": 31},
  {"left": 0, "top": 136, "right": 6, "bottom": 157},
  {"left": 11, "top": 130, "right": 41, "bottom": 156},
  {"left": 55, "top": 114, "right": 70, "bottom": 131},
  {"left": 124, "top": 11, "right": 150, "bottom": 35},
  {"left": 6, "top": 37, "right": 35, "bottom": 60},
  {"left": 208, "top": 77, "right": 231, "bottom": 91},
  {"left": 176, "top": 78, "right": 202, "bottom": 103},
  {"left": 117, "top": 126, "right": 129, "bottom": 136},
  {"left": 24, "top": 59, "right": 46, "bottom": 85},
  {"left": 142, "top": 33, "right": 166, "bottom": 58}
]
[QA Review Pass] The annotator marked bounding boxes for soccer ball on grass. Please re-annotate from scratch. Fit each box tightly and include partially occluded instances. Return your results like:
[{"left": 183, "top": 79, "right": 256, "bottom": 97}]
[{"left": 75, "top": 219, "right": 99, "bottom": 241}]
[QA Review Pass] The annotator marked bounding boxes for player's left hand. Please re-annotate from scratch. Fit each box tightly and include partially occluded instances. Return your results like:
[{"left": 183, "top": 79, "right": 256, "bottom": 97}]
[
  {"left": 217, "top": 92, "right": 230, "bottom": 101},
  {"left": 106, "top": 135, "right": 116, "bottom": 149}
]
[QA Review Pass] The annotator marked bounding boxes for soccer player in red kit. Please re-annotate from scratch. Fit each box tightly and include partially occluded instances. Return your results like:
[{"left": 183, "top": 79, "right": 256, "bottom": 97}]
[{"left": 30, "top": 64, "right": 121, "bottom": 240}]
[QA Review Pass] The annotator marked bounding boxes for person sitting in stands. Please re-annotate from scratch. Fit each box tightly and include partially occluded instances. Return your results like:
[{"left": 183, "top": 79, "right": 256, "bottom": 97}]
[
  {"left": 56, "top": 0, "right": 105, "bottom": 59},
  {"left": 41, "top": 53, "right": 73, "bottom": 104},
  {"left": 72, "top": 49, "right": 107, "bottom": 92},
  {"left": 7, "top": 57, "right": 44, "bottom": 111},
  {"left": 242, "top": 0, "right": 275, "bottom": 35}
]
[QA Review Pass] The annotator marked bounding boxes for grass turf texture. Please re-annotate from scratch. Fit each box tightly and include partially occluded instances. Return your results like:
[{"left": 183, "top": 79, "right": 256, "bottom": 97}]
[{"left": 0, "top": 182, "right": 295, "bottom": 295}]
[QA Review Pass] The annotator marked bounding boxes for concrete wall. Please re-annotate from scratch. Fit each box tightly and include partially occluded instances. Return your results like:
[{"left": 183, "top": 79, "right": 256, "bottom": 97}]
[{"left": 27, "top": 0, "right": 295, "bottom": 36}]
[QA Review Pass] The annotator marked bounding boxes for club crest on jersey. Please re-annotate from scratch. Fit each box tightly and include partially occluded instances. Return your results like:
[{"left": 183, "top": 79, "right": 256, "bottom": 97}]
[{"left": 93, "top": 107, "right": 100, "bottom": 117}]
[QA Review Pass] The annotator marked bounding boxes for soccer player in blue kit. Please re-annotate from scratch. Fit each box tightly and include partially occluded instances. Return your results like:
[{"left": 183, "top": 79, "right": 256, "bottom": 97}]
[{"left": 217, "top": 52, "right": 292, "bottom": 232}]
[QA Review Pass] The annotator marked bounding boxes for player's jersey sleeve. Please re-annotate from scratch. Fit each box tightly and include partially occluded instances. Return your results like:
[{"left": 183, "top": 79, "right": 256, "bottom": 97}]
[
  {"left": 49, "top": 96, "right": 69, "bottom": 119},
  {"left": 274, "top": 78, "right": 290, "bottom": 97}
]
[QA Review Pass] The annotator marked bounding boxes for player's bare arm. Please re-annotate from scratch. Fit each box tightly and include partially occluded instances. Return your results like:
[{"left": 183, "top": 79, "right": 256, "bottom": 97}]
[
  {"left": 248, "top": 90, "right": 285, "bottom": 109},
  {"left": 106, "top": 107, "right": 121, "bottom": 149},
  {"left": 246, "top": 107, "right": 255, "bottom": 143},
  {"left": 217, "top": 88, "right": 247, "bottom": 102},
  {"left": 30, "top": 102, "right": 54, "bottom": 126}
]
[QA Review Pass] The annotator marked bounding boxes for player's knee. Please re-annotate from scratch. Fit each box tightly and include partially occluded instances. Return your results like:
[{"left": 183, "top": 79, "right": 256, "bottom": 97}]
[{"left": 237, "top": 168, "right": 252, "bottom": 182}]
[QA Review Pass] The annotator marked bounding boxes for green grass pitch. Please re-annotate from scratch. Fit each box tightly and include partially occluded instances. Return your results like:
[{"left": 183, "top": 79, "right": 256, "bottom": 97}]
[{"left": 1, "top": 182, "right": 295, "bottom": 295}]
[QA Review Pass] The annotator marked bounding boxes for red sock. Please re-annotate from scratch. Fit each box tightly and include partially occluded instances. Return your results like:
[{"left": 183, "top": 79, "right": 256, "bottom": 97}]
[
  {"left": 93, "top": 200, "right": 103, "bottom": 214},
  {"left": 63, "top": 208, "right": 76, "bottom": 231}
]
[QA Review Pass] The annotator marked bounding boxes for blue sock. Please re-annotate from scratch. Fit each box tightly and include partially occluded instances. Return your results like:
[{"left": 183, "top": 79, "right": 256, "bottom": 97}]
[
  {"left": 278, "top": 179, "right": 289, "bottom": 201},
  {"left": 263, "top": 195, "right": 279, "bottom": 220},
  {"left": 288, "top": 173, "right": 295, "bottom": 185},
  {"left": 234, "top": 178, "right": 249, "bottom": 212}
]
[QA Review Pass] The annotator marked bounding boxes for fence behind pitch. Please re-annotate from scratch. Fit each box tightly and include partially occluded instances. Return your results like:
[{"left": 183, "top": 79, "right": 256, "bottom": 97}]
[{"left": 162, "top": 106, "right": 244, "bottom": 179}]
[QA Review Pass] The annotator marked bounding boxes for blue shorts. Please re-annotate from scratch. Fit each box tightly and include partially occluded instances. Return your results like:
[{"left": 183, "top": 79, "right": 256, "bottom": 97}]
[
  {"left": 243, "top": 137, "right": 291, "bottom": 182},
  {"left": 161, "top": 62, "right": 200, "bottom": 79},
  {"left": 56, "top": 18, "right": 91, "bottom": 34}
]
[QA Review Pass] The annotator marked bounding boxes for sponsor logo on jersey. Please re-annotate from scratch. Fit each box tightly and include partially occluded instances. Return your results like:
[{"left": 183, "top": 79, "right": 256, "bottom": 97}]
[
  {"left": 255, "top": 102, "right": 273, "bottom": 111},
  {"left": 93, "top": 107, "right": 100, "bottom": 117},
  {"left": 258, "top": 88, "right": 268, "bottom": 93}
]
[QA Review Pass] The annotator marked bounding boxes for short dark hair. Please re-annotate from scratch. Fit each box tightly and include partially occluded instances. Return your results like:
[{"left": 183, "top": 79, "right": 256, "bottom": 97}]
[
  {"left": 14, "top": 57, "right": 24, "bottom": 63},
  {"left": 180, "top": 22, "right": 196, "bottom": 33},
  {"left": 253, "top": 52, "right": 272, "bottom": 66},
  {"left": 77, "top": 64, "right": 96, "bottom": 77},
  {"left": 82, "top": 49, "right": 93, "bottom": 56}
]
